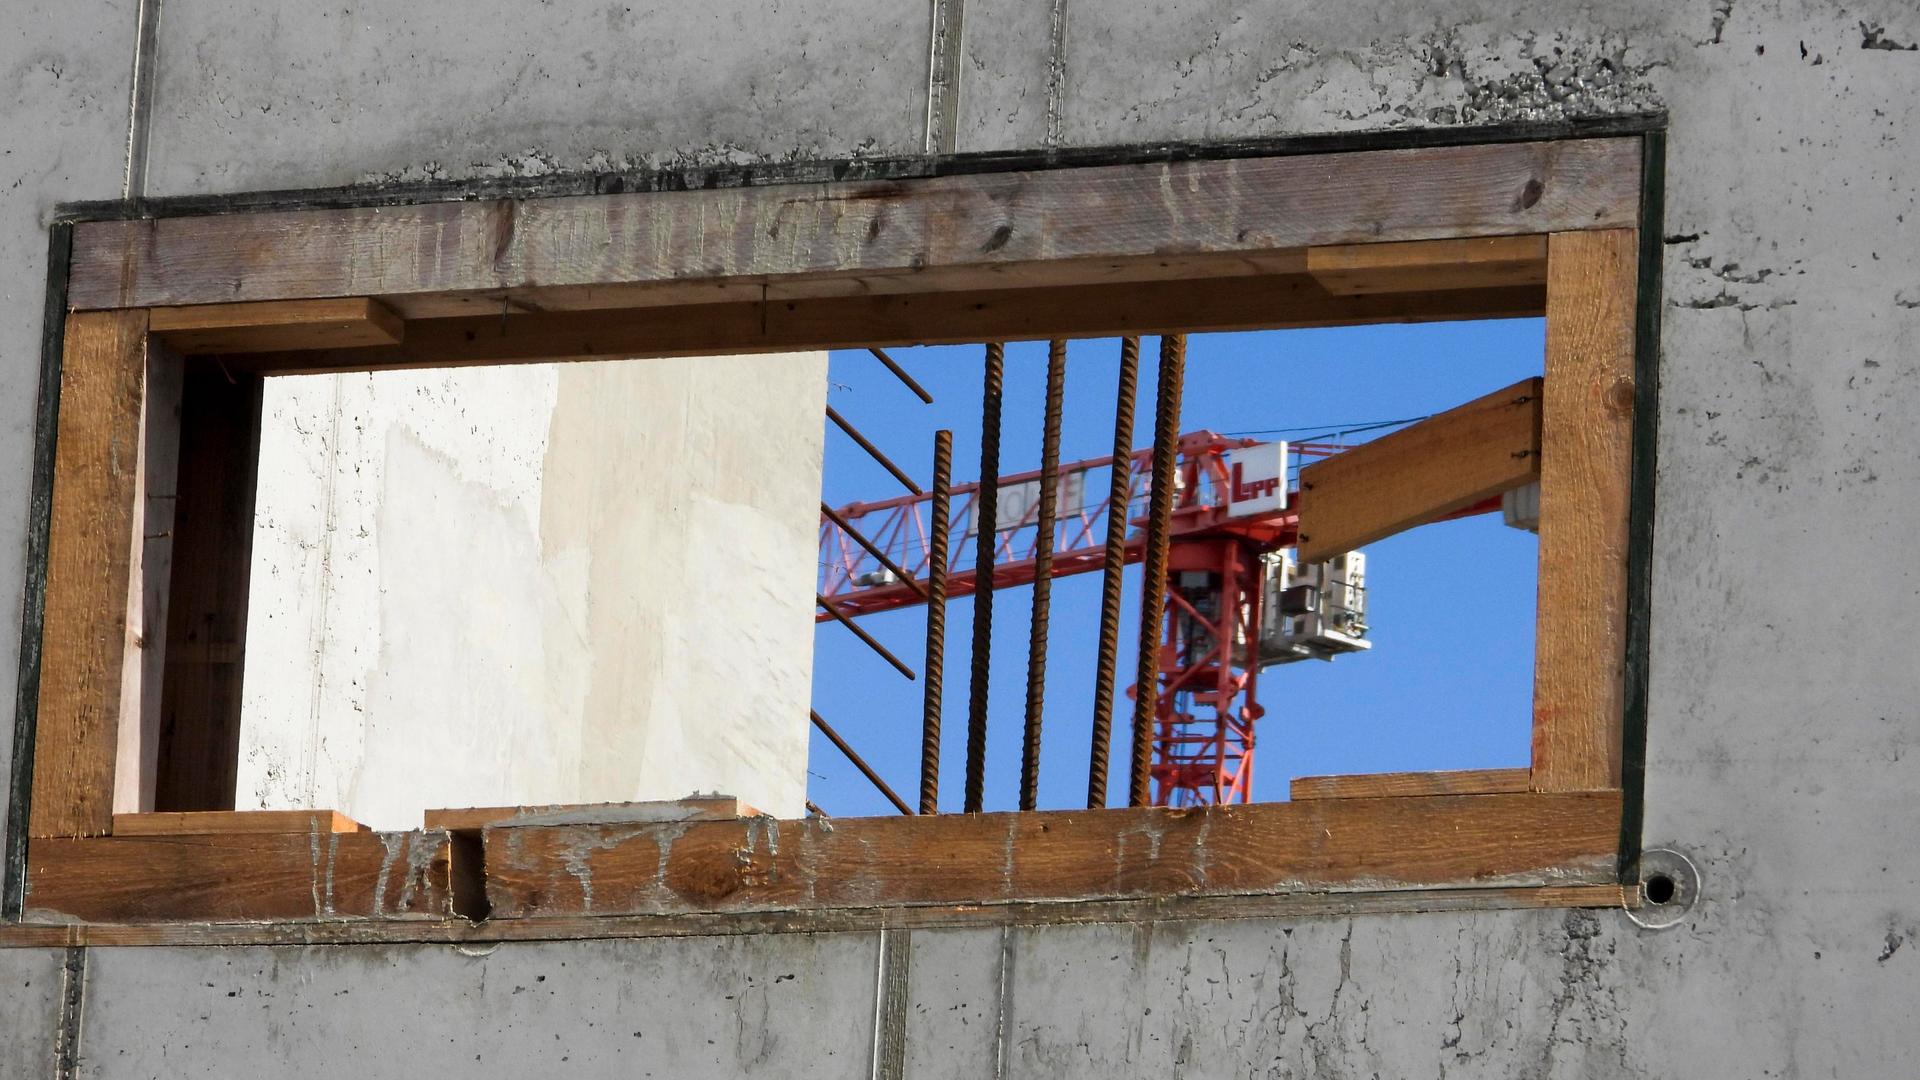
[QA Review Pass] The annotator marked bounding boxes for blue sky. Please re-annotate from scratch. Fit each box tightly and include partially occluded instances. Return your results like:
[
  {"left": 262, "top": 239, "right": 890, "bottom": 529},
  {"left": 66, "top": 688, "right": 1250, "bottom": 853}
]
[{"left": 809, "top": 319, "right": 1546, "bottom": 816}]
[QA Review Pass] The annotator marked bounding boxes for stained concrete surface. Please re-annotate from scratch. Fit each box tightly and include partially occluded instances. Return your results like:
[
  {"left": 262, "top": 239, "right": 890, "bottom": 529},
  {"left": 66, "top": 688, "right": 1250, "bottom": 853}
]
[
  {"left": 239, "top": 353, "right": 828, "bottom": 827},
  {"left": 0, "top": 947, "right": 64, "bottom": 1076},
  {"left": 3, "top": 0, "right": 1919, "bottom": 1075}
]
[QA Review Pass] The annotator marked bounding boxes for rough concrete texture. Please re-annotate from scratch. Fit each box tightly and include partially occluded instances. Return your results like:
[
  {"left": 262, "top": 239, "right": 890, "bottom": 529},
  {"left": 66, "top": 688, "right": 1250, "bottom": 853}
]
[
  {"left": 78, "top": 933, "right": 879, "bottom": 1077},
  {"left": 1, "top": 0, "right": 1918, "bottom": 1075},
  {"left": 0, "top": 947, "right": 64, "bottom": 1076},
  {"left": 240, "top": 354, "right": 828, "bottom": 827}
]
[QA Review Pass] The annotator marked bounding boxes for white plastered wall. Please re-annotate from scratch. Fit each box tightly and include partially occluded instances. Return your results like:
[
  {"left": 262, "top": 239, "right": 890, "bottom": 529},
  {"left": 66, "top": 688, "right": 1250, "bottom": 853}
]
[{"left": 236, "top": 353, "right": 827, "bottom": 828}]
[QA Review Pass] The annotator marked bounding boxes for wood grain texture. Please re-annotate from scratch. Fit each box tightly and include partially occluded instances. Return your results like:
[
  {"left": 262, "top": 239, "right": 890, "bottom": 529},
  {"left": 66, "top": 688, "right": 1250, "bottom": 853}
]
[
  {"left": 68, "top": 139, "right": 1640, "bottom": 311},
  {"left": 220, "top": 278, "right": 1547, "bottom": 376},
  {"left": 31, "top": 310, "right": 151, "bottom": 838},
  {"left": 23, "top": 830, "right": 451, "bottom": 922},
  {"left": 111, "top": 342, "right": 183, "bottom": 814},
  {"left": 1307, "top": 235, "right": 1548, "bottom": 295},
  {"left": 1296, "top": 377, "right": 1543, "bottom": 562},
  {"left": 0, "top": 884, "right": 1637, "bottom": 947},
  {"left": 424, "top": 798, "right": 748, "bottom": 832},
  {"left": 111, "top": 810, "right": 365, "bottom": 835},
  {"left": 150, "top": 298, "right": 402, "bottom": 352},
  {"left": 1532, "top": 229, "right": 1638, "bottom": 791},
  {"left": 483, "top": 792, "right": 1620, "bottom": 919},
  {"left": 1290, "top": 768, "right": 1532, "bottom": 800},
  {"left": 153, "top": 369, "right": 263, "bottom": 812}
]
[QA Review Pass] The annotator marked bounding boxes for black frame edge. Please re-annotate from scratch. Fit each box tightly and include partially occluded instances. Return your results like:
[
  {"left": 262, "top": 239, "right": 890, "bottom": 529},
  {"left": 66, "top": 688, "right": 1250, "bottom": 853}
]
[
  {"left": 4, "top": 222, "right": 73, "bottom": 920},
  {"left": 1619, "top": 129, "right": 1666, "bottom": 879},
  {"left": 54, "top": 112, "right": 1667, "bottom": 225}
]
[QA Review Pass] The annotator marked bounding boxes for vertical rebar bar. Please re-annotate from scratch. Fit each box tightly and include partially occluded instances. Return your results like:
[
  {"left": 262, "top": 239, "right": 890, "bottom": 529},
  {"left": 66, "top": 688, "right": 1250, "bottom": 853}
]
[
  {"left": 920, "top": 429, "right": 953, "bottom": 815},
  {"left": 1129, "top": 333, "right": 1186, "bottom": 807},
  {"left": 812, "top": 709, "right": 914, "bottom": 815},
  {"left": 965, "top": 343, "right": 1005, "bottom": 814},
  {"left": 1087, "top": 336, "right": 1140, "bottom": 808},
  {"left": 1019, "top": 340, "right": 1068, "bottom": 811}
]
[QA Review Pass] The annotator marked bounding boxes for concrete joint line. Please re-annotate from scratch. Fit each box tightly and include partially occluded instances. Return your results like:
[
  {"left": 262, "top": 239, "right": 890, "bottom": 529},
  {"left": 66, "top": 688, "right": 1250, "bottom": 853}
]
[
  {"left": 871, "top": 928, "right": 912, "bottom": 1080},
  {"left": 122, "top": 0, "right": 164, "bottom": 201},
  {"left": 53, "top": 946, "right": 87, "bottom": 1080},
  {"left": 925, "top": 0, "right": 966, "bottom": 154},
  {"left": 1045, "top": 0, "right": 1069, "bottom": 146},
  {"left": 991, "top": 925, "right": 1016, "bottom": 1079}
]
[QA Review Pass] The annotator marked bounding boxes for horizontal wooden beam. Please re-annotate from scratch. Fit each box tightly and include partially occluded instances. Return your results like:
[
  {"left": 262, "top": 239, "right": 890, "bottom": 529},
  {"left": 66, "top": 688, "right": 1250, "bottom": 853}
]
[
  {"left": 217, "top": 277, "right": 1547, "bottom": 376},
  {"left": 68, "top": 138, "right": 1640, "bottom": 312},
  {"left": 111, "top": 810, "right": 365, "bottom": 835},
  {"left": 0, "top": 883, "right": 1638, "bottom": 947},
  {"left": 150, "top": 298, "right": 402, "bottom": 352},
  {"left": 482, "top": 791, "right": 1621, "bottom": 919},
  {"left": 424, "top": 797, "right": 750, "bottom": 832},
  {"left": 24, "top": 831, "right": 453, "bottom": 922},
  {"left": 1296, "top": 377, "right": 1543, "bottom": 562},
  {"left": 1306, "top": 235, "right": 1547, "bottom": 295},
  {"left": 1290, "top": 768, "right": 1532, "bottom": 800}
]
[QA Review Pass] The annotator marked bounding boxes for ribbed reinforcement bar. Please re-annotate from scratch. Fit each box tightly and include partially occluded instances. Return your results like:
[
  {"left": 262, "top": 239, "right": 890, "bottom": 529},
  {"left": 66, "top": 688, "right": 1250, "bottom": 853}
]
[
  {"left": 1087, "top": 335, "right": 1139, "bottom": 808},
  {"left": 1129, "top": 334, "right": 1185, "bottom": 807},
  {"left": 1020, "top": 340, "right": 1067, "bottom": 810},
  {"left": 964, "top": 343, "right": 1005, "bottom": 814},
  {"left": 920, "top": 429, "right": 954, "bottom": 814}
]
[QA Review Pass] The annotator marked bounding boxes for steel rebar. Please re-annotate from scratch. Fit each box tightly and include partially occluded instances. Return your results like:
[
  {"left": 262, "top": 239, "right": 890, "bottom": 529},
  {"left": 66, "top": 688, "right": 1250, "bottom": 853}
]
[
  {"left": 1129, "top": 333, "right": 1186, "bottom": 807},
  {"left": 818, "top": 592, "right": 916, "bottom": 680},
  {"left": 964, "top": 342, "right": 1005, "bottom": 814},
  {"left": 811, "top": 709, "right": 914, "bottom": 815},
  {"left": 1087, "top": 336, "right": 1140, "bottom": 808},
  {"left": 919, "top": 429, "right": 954, "bottom": 815},
  {"left": 826, "top": 405, "right": 923, "bottom": 495},
  {"left": 1019, "top": 340, "right": 1068, "bottom": 811},
  {"left": 869, "top": 347, "right": 934, "bottom": 404},
  {"left": 820, "top": 501, "right": 928, "bottom": 601}
]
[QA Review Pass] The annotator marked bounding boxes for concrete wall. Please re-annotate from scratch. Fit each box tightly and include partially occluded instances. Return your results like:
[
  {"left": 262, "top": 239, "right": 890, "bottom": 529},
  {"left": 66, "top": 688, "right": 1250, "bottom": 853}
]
[
  {"left": 4, "top": 0, "right": 1919, "bottom": 1075},
  {"left": 239, "top": 353, "right": 826, "bottom": 828}
]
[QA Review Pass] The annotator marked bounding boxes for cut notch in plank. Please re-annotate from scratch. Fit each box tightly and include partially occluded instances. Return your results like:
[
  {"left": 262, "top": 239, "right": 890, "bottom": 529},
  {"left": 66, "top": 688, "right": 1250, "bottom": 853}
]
[
  {"left": 424, "top": 796, "right": 752, "bottom": 832},
  {"left": 150, "top": 298, "right": 403, "bottom": 353},
  {"left": 1307, "top": 235, "right": 1548, "bottom": 295},
  {"left": 111, "top": 810, "right": 366, "bottom": 836},
  {"left": 31, "top": 309, "right": 152, "bottom": 838},
  {"left": 1531, "top": 229, "right": 1637, "bottom": 792},
  {"left": 1290, "top": 768, "right": 1532, "bottom": 801},
  {"left": 1296, "top": 376, "right": 1543, "bottom": 563}
]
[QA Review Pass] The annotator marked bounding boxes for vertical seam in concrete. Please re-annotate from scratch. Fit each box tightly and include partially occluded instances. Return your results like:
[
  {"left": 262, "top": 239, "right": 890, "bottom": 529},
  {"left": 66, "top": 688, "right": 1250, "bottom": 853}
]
[
  {"left": 1044, "top": 0, "right": 1069, "bottom": 147},
  {"left": 991, "top": 925, "right": 1016, "bottom": 1079},
  {"left": 870, "top": 928, "right": 911, "bottom": 1080},
  {"left": 924, "top": 0, "right": 966, "bottom": 154},
  {"left": 52, "top": 946, "right": 86, "bottom": 1079},
  {"left": 122, "top": 0, "right": 164, "bottom": 201}
]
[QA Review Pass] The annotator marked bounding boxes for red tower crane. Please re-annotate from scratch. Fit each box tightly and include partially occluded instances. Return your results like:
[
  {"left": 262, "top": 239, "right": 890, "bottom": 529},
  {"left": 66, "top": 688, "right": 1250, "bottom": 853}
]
[{"left": 818, "top": 432, "right": 1496, "bottom": 806}]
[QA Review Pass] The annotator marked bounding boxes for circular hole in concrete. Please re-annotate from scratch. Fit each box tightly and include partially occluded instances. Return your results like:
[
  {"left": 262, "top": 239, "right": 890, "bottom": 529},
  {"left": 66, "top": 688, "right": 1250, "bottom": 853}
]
[{"left": 1644, "top": 873, "right": 1677, "bottom": 905}]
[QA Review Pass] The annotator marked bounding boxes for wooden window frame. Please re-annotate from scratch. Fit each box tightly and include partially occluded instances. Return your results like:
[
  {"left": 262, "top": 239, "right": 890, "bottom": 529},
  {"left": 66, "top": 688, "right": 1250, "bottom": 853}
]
[{"left": 3, "top": 129, "right": 1660, "bottom": 939}]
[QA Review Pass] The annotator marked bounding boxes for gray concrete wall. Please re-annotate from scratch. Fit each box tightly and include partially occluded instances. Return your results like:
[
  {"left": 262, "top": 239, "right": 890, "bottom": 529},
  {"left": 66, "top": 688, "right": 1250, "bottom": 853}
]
[{"left": 4, "top": 0, "right": 1919, "bottom": 1075}]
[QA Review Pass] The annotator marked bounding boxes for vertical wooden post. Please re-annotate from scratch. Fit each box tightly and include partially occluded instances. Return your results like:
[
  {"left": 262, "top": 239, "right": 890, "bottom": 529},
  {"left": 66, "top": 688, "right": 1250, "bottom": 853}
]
[
  {"left": 1531, "top": 229, "right": 1638, "bottom": 792},
  {"left": 31, "top": 310, "right": 151, "bottom": 837},
  {"left": 153, "top": 366, "right": 264, "bottom": 812},
  {"left": 112, "top": 342, "right": 185, "bottom": 814}
]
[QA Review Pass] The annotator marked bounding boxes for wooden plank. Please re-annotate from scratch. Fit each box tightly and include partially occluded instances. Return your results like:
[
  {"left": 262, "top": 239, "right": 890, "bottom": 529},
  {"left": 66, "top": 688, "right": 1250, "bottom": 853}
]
[
  {"left": 219, "top": 277, "right": 1548, "bottom": 376},
  {"left": 68, "top": 138, "right": 1641, "bottom": 311},
  {"left": 111, "top": 810, "right": 365, "bottom": 835},
  {"left": 153, "top": 368, "right": 264, "bottom": 812},
  {"left": 23, "top": 831, "right": 453, "bottom": 923},
  {"left": 1307, "top": 235, "right": 1547, "bottom": 295},
  {"left": 1532, "top": 229, "right": 1637, "bottom": 791},
  {"left": 0, "top": 883, "right": 1637, "bottom": 945},
  {"left": 31, "top": 309, "right": 151, "bottom": 838},
  {"left": 424, "top": 797, "right": 749, "bottom": 832},
  {"left": 1296, "top": 377, "right": 1543, "bottom": 562},
  {"left": 150, "top": 297, "right": 403, "bottom": 352},
  {"left": 1290, "top": 768, "right": 1532, "bottom": 800},
  {"left": 482, "top": 791, "right": 1621, "bottom": 919},
  {"left": 111, "top": 341, "right": 183, "bottom": 814}
]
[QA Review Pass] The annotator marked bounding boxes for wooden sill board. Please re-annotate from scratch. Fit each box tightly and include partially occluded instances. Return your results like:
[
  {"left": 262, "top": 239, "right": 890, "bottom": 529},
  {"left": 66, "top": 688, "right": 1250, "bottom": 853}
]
[
  {"left": 426, "top": 797, "right": 753, "bottom": 832},
  {"left": 482, "top": 791, "right": 1622, "bottom": 919},
  {"left": 112, "top": 810, "right": 366, "bottom": 835},
  {"left": 1290, "top": 768, "right": 1532, "bottom": 800}
]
